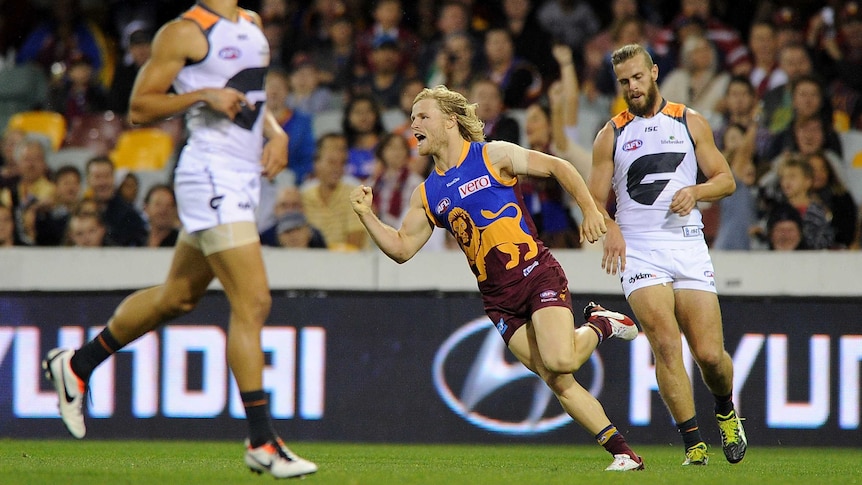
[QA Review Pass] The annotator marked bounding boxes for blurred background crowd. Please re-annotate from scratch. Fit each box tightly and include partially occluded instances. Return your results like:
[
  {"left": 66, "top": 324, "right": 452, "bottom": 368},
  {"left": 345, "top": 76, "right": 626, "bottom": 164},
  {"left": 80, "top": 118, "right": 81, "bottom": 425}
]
[{"left": 1, "top": 0, "right": 860, "bottom": 253}]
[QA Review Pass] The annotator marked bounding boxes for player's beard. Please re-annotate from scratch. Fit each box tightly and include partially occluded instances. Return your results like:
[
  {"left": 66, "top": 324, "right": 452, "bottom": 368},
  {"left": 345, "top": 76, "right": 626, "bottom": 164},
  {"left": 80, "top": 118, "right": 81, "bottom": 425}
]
[{"left": 625, "top": 79, "right": 660, "bottom": 117}]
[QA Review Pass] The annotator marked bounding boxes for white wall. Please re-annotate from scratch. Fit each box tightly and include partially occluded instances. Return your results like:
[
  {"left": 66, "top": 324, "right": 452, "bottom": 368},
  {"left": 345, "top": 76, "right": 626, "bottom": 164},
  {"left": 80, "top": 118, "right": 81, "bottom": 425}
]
[{"left": 1, "top": 247, "right": 859, "bottom": 296}]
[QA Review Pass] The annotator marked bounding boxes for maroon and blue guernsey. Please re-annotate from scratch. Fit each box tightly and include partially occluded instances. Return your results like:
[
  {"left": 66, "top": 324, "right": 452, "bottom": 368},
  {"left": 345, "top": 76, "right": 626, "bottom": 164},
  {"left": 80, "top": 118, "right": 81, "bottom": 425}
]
[{"left": 419, "top": 140, "right": 561, "bottom": 299}]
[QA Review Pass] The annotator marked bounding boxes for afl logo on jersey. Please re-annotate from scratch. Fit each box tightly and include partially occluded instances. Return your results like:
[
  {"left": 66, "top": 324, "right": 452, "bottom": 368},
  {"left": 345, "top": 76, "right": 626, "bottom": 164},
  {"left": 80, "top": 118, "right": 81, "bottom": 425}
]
[
  {"left": 622, "top": 139, "right": 643, "bottom": 151},
  {"left": 436, "top": 197, "right": 451, "bottom": 215},
  {"left": 218, "top": 47, "right": 242, "bottom": 60}
]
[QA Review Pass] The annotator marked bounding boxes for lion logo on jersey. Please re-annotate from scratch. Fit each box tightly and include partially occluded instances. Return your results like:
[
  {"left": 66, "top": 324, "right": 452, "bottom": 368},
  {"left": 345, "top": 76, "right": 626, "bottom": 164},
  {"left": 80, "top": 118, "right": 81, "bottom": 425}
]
[{"left": 448, "top": 203, "right": 538, "bottom": 282}]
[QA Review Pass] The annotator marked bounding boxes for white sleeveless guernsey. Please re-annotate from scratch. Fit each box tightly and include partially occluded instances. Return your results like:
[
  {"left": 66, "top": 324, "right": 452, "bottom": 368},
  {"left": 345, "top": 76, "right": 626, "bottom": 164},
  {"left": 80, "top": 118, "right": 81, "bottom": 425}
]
[
  {"left": 174, "top": 4, "right": 269, "bottom": 171},
  {"left": 610, "top": 100, "right": 704, "bottom": 246}
]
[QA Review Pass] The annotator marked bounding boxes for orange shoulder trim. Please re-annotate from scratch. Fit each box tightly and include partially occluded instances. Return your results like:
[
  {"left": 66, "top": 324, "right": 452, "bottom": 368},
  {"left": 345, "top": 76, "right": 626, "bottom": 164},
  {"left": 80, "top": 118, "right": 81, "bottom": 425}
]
[
  {"left": 610, "top": 111, "right": 634, "bottom": 130},
  {"left": 182, "top": 5, "right": 219, "bottom": 31},
  {"left": 419, "top": 183, "right": 443, "bottom": 228},
  {"left": 238, "top": 9, "right": 255, "bottom": 23},
  {"left": 661, "top": 101, "right": 686, "bottom": 120}
]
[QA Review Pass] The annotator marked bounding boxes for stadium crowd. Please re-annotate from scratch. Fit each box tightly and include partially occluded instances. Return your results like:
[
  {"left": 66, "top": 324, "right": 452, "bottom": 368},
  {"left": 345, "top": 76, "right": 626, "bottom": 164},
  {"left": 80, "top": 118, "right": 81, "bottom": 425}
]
[{"left": 0, "top": 0, "right": 860, "bottom": 251}]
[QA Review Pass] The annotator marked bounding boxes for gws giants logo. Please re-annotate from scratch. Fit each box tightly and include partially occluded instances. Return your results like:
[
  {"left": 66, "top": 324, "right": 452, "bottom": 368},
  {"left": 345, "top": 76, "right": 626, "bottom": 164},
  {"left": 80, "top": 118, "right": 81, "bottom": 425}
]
[{"left": 432, "top": 317, "right": 605, "bottom": 435}]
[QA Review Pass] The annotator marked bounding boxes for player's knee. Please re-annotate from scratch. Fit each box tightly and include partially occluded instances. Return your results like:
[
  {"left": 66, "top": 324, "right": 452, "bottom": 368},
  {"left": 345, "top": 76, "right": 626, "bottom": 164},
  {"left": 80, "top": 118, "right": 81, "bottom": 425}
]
[
  {"left": 542, "top": 354, "right": 579, "bottom": 375},
  {"left": 159, "top": 290, "right": 202, "bottom": 318},
  {"left": 233, "top": 290, "right": 272, "bottom": 325},
  {"left": 695, "top": 348, "right": 727, "bottom": 372}
]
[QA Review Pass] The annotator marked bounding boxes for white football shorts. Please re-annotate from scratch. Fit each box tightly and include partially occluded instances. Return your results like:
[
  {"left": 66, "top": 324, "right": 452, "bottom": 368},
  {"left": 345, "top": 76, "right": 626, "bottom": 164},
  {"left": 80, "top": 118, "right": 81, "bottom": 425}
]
[
  {"left": 174, "top": 151, "right": 261, "bottom": 233},
  {"left": 620, "top": 240, "right": 717, "bottom": 298}
]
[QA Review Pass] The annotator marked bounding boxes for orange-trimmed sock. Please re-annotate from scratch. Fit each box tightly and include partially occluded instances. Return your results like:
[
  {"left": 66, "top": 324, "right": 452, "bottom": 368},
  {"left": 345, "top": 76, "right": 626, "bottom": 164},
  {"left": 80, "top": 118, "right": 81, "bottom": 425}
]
[
  {"left": 70, "top": 327, "right": 122, "bottom": 382},
  {"left": 676, "top": 416, "right": 703, "bottom": 450},
  {"left": 242, "top": 390, "right": 277, "bottom": 448}
]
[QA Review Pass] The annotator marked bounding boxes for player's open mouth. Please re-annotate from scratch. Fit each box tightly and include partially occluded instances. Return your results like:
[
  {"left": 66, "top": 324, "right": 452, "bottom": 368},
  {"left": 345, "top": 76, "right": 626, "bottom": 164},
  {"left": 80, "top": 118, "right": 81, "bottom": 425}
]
[{"left": 415, "top": 134, "right": 426, "bottom": 146}]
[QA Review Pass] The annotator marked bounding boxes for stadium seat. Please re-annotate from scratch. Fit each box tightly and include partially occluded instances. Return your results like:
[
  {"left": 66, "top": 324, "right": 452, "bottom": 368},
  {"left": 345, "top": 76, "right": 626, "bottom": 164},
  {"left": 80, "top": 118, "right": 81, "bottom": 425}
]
[
  {"left": 838, "top": 129, "right": 862, "bottom": 205},
  {"left": 64, "top": 110, "right": 126, "bottom": 155},
  {"left": 7, "top": 110, "right": 67, "bottom": 151},
  {"left": 110, "top": 128, "right": 175, "bottom": 171}
]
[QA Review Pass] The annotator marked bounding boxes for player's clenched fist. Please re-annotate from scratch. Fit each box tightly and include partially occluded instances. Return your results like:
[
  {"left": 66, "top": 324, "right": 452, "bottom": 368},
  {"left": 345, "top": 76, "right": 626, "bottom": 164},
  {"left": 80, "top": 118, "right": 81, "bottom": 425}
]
[{"left": 350, "top": 185, "right": 374, "bottom": 216}]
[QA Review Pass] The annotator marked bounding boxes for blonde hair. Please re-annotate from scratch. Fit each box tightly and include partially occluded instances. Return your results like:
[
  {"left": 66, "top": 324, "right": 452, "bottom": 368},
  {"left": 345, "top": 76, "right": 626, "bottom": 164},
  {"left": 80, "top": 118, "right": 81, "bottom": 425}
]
[
  {"left": 611, "top": 43, "right": 655, "bottom": 69},
  {"left": 414, "top": 85, "right": 485, "bottom": 142}
]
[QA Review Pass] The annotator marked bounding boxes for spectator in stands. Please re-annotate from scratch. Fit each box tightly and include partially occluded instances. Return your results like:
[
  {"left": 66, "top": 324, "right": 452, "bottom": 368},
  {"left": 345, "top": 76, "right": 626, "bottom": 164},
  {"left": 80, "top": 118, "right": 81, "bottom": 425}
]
[
  {"left": 108, "top": 28, "right": 152, "bottom": 114},
  {"left": 117, "top": 171, "right": 140, "bottom": 208},
  {"left": 494, "top": 0, "right": 555, "bottom": 80},
  {"left": 301, "top": 133, "right": 366, "bottom": 250},
  {"left": 765, "top": 76, "right": 842, "bottom": 163},
  {"left": 712, "top": 123, "right": 758, "bottom": 250},
  {"left": 765, "top": 202, "right": 807, "bottom": 251},
  {"left": 747, "top": 19, "right": 785, "bottom": 98},
  {"left": 260, "top": 185, "right": 316, "bottom": 247},
  {"left": 772, "top": 6, "right": 805, "bottom": 50},
  {"left": 425, "top": 32, "right": 480, "bottom": 97},
  {"left": 0, "top": 203, "right": 21, "bottom": 247},
  {"left": 265, "top": 68, "right": 316, "bottom": 185},
  {"left": 84, "top": 156, "right": 147, "bottom": 247},
  {"left": 309, "top": 16, "right": 358, "bottom": 93},
  {"left": 15, "top": 0, "right": 115, "bottom": 89},
  {"left": 654, "top": 0, "right": 751, "bottom": 75},
  {"left": 761, "top": 43, "right": 814, "bottom": 135},
  {"left": 419, "top": 1, "right": 478, "bottom": 81},
  {"left": 142, "top": 183, "right": 179, "bottom": 248},
  {"left": 808, "top": 151, "right": 859, "bottom": 248},
  {"left": 342, "top": 94, "right": 385, "bottom": 182},
  {"left": 469, "top": 78, "right": 520, "bottom": 144},
  {"left": 351, "top": 38, "right": 407, "bottom": 110},
  {"left": 275, "top": 210, "right": 327, "bottom": 248},
  {"left": 66, "top": 210, "right": 109, "bottom": 247},
  {"left": 287, "top": 55, "right": 340, "bottom": 115},
  {"left": 807, "top": 2, "right": 862, "bottom": 131},
  {"left": 0, "top": 128, "right": 26, "bottom": 182},
  {"left": 773, "top": 155, "right": 835, "bottom": 250},
  {"left": 46, "top": 55, "right": 108, "bottom": 126},
  {"left": 714, "top": 76, "right": 772, "bottom": 176},
  {"left": 536, "top": 0, "right": 600, "bottom": 72},
  {"left": 659, "top": 33, "right": 730, "bottom": 126},
  {"left": 34, "top": 165, "right": 82, "bottom": 246},
  {"left": 354, "top": 0, "right": 420, "bottom": 78},
  {"left": 262, "top": 14, "right": 289, "bottom": 71},
  {"left": 482, "top": 27, "right": 543, "bottom": 109},
  {"left": 0, "top": 135, "right": 55, "bottom": 233},
  {"left": 369, "top": 133, "right": 424, "bottom": 228}
]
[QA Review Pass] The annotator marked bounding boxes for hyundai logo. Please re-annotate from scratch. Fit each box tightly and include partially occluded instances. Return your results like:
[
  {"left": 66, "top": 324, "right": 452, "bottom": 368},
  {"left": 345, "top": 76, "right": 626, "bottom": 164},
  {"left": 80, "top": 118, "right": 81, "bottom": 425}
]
[{"left": 432, "top": 317, "right": 605, "bottom": 435}]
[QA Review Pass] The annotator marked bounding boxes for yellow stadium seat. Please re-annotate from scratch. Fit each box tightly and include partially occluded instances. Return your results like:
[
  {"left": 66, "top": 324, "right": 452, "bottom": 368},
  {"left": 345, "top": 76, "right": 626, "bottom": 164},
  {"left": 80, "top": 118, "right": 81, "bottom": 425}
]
[
  {"left": 7, "top": 110, "right": 67, "bottom": 151},
  {"left": 110, "top": 128, "right": 175, "bottom": 171}
]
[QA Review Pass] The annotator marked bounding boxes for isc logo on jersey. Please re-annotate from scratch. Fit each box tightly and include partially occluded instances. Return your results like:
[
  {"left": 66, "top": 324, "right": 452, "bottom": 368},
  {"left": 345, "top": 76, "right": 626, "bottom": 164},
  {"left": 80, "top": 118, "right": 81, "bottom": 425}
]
[{"left": 458, "top": 175, "right": 491, "bottom": 198}]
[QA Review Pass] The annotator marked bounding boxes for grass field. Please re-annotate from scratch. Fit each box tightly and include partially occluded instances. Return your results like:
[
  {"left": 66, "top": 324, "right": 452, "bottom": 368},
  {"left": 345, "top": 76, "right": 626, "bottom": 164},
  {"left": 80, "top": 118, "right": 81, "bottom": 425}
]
[{"left": 1, "top": 440, "right": 859, "bottom": 485}]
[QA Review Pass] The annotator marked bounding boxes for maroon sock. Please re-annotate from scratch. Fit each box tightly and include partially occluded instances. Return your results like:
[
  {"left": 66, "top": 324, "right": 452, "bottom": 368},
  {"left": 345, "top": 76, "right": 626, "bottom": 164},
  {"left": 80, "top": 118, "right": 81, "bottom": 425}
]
[
  {"left": 583, "top": 317, "right": 612, "bottom": 344},
  {"left": 596, "top": 425, "right": 638, "bottom": 460}
]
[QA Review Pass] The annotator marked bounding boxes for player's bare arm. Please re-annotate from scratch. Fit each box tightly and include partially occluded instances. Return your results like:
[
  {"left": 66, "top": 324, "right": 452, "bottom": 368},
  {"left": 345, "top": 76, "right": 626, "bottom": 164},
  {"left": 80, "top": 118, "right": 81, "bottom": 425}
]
[
  {"left": 589, "top": 122, "right": 627, "bottom": 275},
  {"left": 350, "top": 185, "right": 433, "bottom": 263},
  {"left": 669, "top": 109, "right": 737, "bottom": 216},
  {"left": 129, "top": 19, "right": 251, "bottom": 125},
  {"left": 486, "top": 141, "right": 606, "bottom": 243},
  {"left": 261, "top": 110, "right": 288, "bottom": 180}
]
